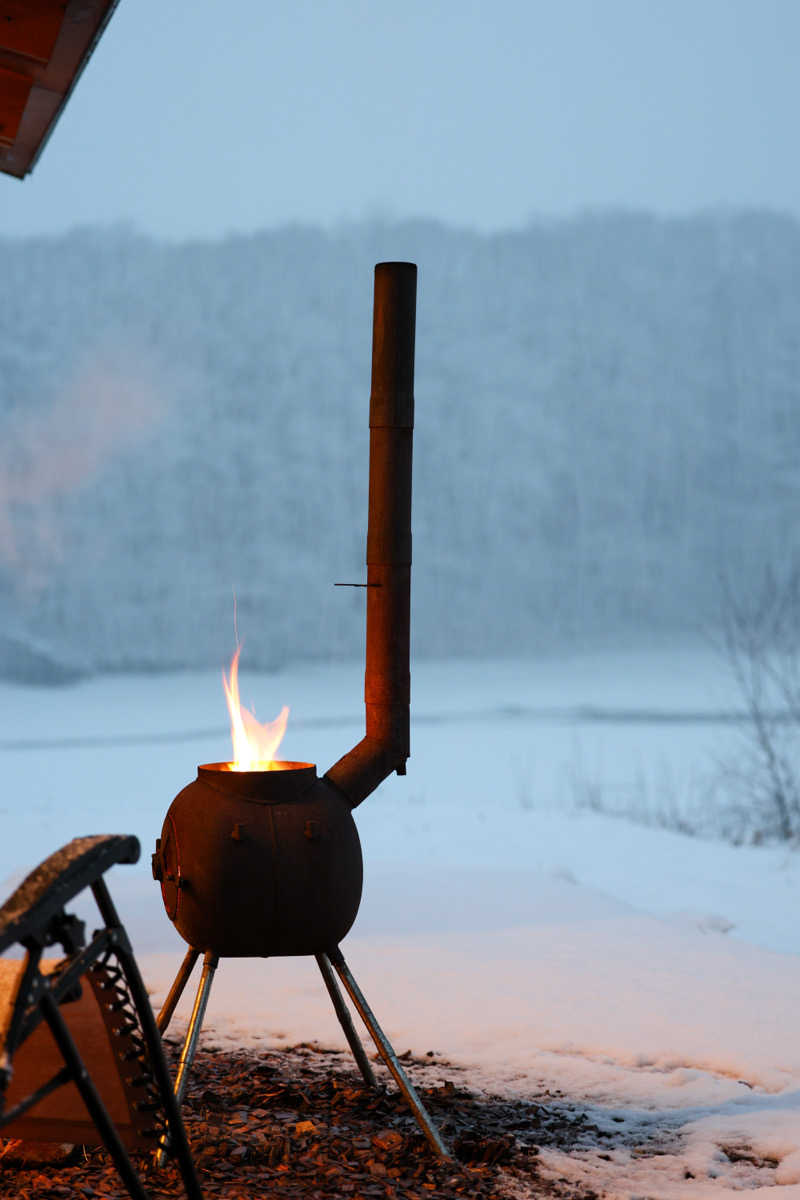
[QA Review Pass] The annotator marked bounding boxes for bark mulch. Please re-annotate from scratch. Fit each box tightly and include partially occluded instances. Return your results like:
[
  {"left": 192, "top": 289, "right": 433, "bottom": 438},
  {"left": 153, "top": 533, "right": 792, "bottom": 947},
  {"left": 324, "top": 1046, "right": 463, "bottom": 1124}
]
[{"left": 0, "top": 1040, "right": 602, "bottom": 1199}]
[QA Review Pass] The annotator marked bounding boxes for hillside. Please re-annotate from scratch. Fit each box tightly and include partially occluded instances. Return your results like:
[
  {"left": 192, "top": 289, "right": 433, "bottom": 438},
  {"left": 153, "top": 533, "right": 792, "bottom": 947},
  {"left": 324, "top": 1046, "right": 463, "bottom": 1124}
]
[{"left": 1, "top": 212, "right": 798, "bottom": 677}]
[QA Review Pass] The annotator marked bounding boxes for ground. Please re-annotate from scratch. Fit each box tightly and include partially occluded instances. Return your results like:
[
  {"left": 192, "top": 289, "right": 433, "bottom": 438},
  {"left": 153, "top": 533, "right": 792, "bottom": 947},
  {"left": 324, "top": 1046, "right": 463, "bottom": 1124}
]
[
  {"left": 1, "top": 645, "right": 800, "bottom": 1197},
  {"left": 1, "top": 1040, "right": 605, "bottom": 1199}
]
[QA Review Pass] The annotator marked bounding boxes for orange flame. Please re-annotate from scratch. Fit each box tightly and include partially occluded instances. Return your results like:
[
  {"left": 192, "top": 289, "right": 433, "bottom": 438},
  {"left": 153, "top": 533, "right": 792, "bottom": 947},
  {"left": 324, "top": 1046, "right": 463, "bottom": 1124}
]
[{"left": 222, "top": 646, "right": 289, "bottom": 771}]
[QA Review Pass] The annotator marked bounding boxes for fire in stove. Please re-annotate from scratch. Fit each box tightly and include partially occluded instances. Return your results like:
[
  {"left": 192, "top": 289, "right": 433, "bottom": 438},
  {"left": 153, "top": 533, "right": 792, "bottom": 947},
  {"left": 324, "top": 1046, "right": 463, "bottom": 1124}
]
[
  {"left": 151, "top": 263, "right": 449, "bottom": 1159},
  {"left": 222, "top": 644, "right": 289, "bottom": 771}
]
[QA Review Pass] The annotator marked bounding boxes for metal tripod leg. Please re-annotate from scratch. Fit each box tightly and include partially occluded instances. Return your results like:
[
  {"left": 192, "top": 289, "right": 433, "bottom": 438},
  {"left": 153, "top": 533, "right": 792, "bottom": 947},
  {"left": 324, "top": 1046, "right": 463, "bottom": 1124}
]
[
  {"left": 327, "top": 947, "right": 450, "bottom": 1159},
  {"left": 155, "top": 950, "right": 219, "bottom": 1168},
  {"left": 157, "top": 946, "right": 200, "bottom": 1035},
  {"left": 316, "top": 953, "right": 377, "bottom": 1088}
]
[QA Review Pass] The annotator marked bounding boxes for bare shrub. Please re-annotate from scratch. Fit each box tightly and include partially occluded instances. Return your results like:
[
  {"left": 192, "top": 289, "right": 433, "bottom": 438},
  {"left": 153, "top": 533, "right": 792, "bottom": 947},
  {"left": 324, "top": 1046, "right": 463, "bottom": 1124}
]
[{"left": 716, "top": 564, "right": 800, "bottom": 842}]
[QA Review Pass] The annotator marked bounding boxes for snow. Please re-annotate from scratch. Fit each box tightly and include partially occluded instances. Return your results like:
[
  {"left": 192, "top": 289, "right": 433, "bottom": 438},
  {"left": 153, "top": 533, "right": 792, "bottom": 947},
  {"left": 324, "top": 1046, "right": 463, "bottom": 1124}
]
[{"left": 2, "top": 639, "right": 799, "bottom": 1197}]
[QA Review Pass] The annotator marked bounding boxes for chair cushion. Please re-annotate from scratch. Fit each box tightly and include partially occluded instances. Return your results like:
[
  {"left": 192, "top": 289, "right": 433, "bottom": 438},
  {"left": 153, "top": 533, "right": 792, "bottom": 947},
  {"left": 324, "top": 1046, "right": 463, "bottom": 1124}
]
[{"left": 0, "top": 957, "right": 154, "bottom": 1149}]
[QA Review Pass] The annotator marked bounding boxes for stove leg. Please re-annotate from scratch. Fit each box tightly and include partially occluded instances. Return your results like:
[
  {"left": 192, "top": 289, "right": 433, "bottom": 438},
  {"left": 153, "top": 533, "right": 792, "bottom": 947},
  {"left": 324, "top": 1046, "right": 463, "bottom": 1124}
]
[
  {"left": 156, "top": 946, "right": 201, "bottom": 1035},
  {"left": 155, "top": 950, "right": 219, "bottom": 1168},
  {"left": 316, "top": 952, "right": 377, "bottom": 1088},
  {"left": 326, "top": 947, "right": 450, "bottom": 1160}
]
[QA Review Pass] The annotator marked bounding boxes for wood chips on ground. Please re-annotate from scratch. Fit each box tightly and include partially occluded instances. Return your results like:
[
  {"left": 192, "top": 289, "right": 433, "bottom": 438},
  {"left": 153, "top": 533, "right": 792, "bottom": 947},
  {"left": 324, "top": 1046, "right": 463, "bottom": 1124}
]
[{"left": 0, "top": 1040, "right": 601, "bottom": 1199}]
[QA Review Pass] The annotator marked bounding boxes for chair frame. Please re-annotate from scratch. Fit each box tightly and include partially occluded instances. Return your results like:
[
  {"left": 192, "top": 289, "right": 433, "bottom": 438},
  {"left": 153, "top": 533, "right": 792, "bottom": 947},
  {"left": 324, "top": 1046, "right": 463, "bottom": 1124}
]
[{"left": 0, "top": 834, "right": 202, "bottom": 1200}]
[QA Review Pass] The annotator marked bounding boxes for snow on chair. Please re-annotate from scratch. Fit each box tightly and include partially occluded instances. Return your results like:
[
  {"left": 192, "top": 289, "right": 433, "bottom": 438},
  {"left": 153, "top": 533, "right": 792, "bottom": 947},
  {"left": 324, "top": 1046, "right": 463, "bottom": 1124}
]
[{"left": 0, "top": 834, "right": 202, "bottom": 1199}]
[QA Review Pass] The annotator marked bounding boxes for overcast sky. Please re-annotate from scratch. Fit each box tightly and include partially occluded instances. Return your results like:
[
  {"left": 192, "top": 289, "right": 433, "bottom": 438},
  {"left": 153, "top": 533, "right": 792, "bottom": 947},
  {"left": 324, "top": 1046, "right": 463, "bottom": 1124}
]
[{"left": 1, "top": 0, "right": 798, "bottom": 241}]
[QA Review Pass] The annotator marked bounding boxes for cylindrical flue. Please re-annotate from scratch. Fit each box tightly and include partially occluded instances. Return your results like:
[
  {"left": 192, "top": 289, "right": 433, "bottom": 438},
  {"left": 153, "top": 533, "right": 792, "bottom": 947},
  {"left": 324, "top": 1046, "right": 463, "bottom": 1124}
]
[{"left": 326, "top": 262, "right": 416, "bottom": 808}]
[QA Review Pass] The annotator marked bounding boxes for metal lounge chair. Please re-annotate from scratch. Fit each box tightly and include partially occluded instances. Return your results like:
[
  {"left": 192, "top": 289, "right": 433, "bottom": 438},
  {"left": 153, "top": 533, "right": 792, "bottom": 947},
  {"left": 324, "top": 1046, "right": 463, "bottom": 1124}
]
[{"left": 0, "top": 834, "right": 202, "bottom": 1199}]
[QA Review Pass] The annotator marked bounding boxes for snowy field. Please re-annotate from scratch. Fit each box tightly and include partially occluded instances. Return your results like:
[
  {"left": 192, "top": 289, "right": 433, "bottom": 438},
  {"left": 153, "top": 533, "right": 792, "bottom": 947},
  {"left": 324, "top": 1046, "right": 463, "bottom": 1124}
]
[{"left": 2, "top": 638, "right": 799, "bottom": 1198}]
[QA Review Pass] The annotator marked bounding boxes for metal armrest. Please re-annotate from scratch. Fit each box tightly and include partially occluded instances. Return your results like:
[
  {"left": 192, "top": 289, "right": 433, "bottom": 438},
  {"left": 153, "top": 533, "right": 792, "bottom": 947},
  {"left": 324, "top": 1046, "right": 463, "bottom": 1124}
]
[{"left": 0, "top": 835, "right": 140, "bottom": 955}]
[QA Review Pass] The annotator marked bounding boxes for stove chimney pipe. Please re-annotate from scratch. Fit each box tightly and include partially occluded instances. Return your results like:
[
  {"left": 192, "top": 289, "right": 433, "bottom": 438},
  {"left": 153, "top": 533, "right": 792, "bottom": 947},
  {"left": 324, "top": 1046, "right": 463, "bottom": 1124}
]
[{"left": 325, "top": 262, "right": 416, "bottom": 809}]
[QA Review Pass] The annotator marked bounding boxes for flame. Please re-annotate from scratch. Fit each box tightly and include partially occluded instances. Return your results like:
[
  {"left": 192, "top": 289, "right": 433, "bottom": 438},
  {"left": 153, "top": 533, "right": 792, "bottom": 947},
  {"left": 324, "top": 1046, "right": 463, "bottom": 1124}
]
[{"left": 222, "top": 646, "right": 289, "bottom": 771}]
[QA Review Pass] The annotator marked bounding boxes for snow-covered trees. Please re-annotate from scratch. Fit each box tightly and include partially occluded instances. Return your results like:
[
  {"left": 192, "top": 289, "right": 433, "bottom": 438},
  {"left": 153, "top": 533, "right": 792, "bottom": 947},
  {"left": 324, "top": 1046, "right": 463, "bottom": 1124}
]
[{"left": 0, "top": 212, "right": 798, "bottom": 677}]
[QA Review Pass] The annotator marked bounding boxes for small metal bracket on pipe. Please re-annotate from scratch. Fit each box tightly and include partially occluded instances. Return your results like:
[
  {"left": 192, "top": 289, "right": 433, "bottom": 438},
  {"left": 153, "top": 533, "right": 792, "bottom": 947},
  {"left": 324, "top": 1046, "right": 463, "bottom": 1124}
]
[{"left": 333, "top": 582, "right": 381, "bottom": 587}]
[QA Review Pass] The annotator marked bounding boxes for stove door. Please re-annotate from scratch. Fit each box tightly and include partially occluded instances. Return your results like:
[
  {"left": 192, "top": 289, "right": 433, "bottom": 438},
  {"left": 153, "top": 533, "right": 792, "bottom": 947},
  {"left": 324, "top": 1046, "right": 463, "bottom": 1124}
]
[{"left": 153, "top": 815, "right": 181, "bottom": 922}]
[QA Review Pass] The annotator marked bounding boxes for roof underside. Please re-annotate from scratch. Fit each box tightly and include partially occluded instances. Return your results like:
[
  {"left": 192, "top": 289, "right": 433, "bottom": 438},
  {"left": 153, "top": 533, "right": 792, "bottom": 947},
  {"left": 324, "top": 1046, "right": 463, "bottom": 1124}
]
[{"left": 0, "top": 0, "right": 119, "bottom": 179}]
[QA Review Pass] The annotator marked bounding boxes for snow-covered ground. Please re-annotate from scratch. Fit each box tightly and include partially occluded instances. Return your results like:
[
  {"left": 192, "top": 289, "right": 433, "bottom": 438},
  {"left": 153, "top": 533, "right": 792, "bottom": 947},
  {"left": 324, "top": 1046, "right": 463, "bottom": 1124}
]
[{"left": 2, "top": 638, "right": 799, "bottom": 1198}]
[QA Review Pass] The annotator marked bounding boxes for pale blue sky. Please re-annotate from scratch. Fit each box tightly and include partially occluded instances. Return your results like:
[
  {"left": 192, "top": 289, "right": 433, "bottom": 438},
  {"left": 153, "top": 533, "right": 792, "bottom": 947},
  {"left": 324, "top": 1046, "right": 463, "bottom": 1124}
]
[{"left": 1, "top": 0, "right": 798, "bottom": 240}]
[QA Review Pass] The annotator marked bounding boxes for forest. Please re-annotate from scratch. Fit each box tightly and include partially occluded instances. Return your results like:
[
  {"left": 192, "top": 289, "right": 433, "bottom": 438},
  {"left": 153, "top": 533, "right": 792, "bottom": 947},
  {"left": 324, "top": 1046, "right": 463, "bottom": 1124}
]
[{"left": 0, "top": 210, "right": 798, "bottom": 678}]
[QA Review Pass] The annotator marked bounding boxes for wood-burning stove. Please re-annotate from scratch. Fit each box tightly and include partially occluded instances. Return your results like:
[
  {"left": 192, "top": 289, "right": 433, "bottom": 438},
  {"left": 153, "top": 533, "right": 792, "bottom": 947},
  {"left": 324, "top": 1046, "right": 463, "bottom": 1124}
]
[{"left": 152, "top": 263, "right": 448, "bottom": 1159}]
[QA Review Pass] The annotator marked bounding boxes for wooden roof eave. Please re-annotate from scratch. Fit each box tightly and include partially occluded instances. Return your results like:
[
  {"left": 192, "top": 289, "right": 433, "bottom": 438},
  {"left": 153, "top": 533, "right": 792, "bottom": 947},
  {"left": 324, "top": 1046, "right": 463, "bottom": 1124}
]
[{"left": 0, "top": 0, "right": 120, "bottom": 180}]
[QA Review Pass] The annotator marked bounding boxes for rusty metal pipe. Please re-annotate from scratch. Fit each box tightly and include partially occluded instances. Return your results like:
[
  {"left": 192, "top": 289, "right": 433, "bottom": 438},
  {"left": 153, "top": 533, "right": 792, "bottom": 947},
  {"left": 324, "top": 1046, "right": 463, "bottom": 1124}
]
[{"left": 325, "top": 262, "right": 416, "bottom": 809}]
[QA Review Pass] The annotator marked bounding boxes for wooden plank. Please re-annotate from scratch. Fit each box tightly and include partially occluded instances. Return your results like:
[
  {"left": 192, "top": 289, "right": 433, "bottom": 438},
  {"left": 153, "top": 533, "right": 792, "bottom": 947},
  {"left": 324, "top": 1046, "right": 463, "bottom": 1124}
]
[
  {"left": 0, "top": 1, "right": 66, "bottom": 66},
  {"left": 0, "top": 0, "right": 119, "bottom": 177},
  {"left": 0, "top": 64, "right": 31, "bottom": 147}
]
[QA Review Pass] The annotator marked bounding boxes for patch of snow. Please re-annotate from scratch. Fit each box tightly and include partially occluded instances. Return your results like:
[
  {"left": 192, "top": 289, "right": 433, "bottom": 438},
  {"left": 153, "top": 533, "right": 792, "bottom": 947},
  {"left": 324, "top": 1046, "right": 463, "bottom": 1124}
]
[{"left": 1, "top": 644, "right": 799, "bottom": 1197}]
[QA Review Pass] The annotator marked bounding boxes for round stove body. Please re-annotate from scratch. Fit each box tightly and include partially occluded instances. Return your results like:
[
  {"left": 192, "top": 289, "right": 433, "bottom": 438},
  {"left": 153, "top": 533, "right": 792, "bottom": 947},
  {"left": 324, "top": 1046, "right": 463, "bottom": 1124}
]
[{"left": 154, "top": 763, "right": 362, "bottom": 957}]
